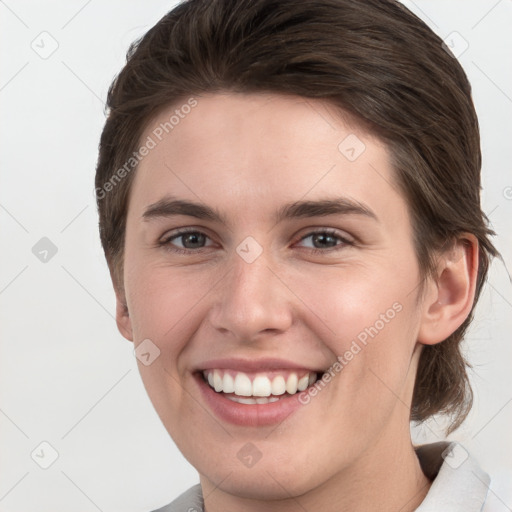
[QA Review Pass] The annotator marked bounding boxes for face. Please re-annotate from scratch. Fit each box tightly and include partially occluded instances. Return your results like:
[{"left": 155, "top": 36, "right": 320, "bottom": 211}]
[{"left": 120, "top": 93, "right": 429, "bottom": 499}]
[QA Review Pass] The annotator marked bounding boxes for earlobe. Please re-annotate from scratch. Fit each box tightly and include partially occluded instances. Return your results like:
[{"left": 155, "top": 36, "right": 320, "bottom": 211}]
[
  {"left": 417, "top": 235, "right": 479, "bottom": 346},
  {"left": 115, "top": 291, "right": 134, "bottom": 342}
]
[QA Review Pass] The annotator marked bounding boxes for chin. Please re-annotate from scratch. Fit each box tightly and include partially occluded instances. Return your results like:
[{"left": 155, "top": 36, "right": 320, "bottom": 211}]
[{"left": 193, "top": 444, "right": 332, "bottom": 501}]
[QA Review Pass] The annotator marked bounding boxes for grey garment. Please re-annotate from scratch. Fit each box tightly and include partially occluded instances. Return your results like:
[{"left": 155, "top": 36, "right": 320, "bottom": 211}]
[
  {"left": 152, "top": 483, "right": 204, "bottom": 512},
  {"left": 151, "top": 441, "right": 490, "bottom": 512}
]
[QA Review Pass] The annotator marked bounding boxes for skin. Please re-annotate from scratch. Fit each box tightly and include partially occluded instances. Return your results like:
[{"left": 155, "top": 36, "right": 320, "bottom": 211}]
[{"left": 115, "top": 92, "right": 478, "bottom": 512}]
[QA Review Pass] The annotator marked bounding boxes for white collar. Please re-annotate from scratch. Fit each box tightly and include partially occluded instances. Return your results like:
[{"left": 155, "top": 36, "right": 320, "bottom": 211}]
[{"left": 414, "top": 441, "right": 490, "bottom": 511}]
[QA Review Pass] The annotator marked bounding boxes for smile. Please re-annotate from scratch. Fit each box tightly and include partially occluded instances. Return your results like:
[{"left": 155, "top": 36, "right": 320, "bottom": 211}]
[
  {"left": 193, "top": 358, "right": 330, "bottom": 426},
  {"left": 202, "top": 369, "right": 319, "bottom": 404}
]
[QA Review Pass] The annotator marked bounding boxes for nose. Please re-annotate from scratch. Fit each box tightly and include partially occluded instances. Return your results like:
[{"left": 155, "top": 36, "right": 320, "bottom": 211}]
[{"left": 208, "top": 247, "right": 294, "bottom": 342}]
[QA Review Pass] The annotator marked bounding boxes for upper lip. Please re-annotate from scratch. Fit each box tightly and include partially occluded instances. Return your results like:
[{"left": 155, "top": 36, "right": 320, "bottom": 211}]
[{"left": 194, "top": 357, "right": 326, "bottom": 373}]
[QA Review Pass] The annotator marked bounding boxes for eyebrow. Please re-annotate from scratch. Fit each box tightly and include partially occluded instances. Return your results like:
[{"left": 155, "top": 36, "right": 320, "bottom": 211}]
[{"left": 142, "top": 196, "right": 378, "bottom": 224}]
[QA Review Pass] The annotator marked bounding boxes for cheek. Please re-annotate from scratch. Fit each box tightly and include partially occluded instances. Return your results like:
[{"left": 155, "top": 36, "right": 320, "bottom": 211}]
[
  {"left": 289, "top": 265, "right": 420, "bottom": 399},
  {"left": 125, "top": 262, "right": 218, "bottom": 358},
  {"left": 289, "top": 264, "right": 415, "bottom": 342},
  {"left": 124, "top": 265, "right": 211, "bottom": 430}
]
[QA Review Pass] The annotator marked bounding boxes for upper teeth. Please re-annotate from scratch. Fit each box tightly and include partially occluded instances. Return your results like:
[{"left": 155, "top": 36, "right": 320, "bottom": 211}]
[{"left": 203, "top": 369, "right": 318, "bottom": 396}]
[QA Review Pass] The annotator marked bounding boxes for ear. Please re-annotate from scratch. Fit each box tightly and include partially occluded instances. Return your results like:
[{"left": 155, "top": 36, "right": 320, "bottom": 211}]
[
  {"left": 115, "top": 289, "right": 134, "bottom": 342},
  {"left": 417, "top": 234, "right": 479, "bottom": 345}
]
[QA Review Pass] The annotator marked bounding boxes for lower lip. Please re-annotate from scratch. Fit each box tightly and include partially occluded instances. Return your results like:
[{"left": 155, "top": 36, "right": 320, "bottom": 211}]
[{"left": 194, "top": 372, "right": 310, "bottom": 427}]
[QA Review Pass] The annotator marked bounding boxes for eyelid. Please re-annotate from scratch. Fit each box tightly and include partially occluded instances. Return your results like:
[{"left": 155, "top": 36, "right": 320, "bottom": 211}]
[
  {"left": 293, "top": 228, "right": 354, "bottom": 249},
  {"left": 160, "top": 225, "right": 214, "bottom": 241},
  {"left": 293, "top": 225, "right": 354, "bottom": 241}
]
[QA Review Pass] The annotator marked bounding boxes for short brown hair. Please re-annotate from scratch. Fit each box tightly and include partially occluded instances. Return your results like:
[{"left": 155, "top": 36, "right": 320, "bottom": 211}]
[{"left": 95, "top": 0, "right": 497, "bottom": 433}]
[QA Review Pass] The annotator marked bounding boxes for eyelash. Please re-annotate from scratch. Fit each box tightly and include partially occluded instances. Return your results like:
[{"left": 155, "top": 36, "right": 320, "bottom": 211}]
[{"left": 158, "top": 228, "right": 354, "bottom": 255}]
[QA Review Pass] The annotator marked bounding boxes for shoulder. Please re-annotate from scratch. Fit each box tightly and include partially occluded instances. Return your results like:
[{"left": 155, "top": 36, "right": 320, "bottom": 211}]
[{"left": 150, "top": 483, "right": 204, "bottom": 512}]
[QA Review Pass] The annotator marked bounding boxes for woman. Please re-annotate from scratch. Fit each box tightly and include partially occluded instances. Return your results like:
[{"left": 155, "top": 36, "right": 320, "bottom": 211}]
[{"left": 95, "top": 0, "right": 498, "bottom": 510}]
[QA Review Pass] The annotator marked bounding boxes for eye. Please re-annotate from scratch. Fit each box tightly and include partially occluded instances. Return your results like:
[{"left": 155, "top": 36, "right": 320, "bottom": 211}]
[
  {"left": 295, "top": 229, "right": 353, "bottom": 252},
  {"left": 158, "top": 227, "right": 353, "bottom": 255},
  {"left": 159, "top": 229, "right": 214, "bottom": 254}
]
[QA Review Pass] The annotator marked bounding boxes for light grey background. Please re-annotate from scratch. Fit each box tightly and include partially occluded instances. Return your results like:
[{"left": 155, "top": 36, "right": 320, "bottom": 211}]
[{"left": 0, "top": 1, "right": 511, "bottom": 511}]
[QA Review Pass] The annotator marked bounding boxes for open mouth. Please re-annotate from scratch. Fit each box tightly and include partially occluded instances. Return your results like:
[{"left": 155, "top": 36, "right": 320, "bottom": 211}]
[{"left": 200, "top": 368, "right": 322, "bottom": 405}]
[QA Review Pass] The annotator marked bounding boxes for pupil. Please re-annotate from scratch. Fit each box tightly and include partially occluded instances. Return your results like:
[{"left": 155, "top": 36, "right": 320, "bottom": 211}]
[
  {"left": 314, "top": 233, "right": 337, "bottom": 248},
  {"left": 183, "top": 232, "right": 205, "bottom": 248}
]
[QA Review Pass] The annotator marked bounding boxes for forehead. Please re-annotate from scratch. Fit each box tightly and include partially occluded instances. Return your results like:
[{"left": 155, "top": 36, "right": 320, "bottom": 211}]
[{"left": 129, "top": 92, "right": 407, "bottom": 228}]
